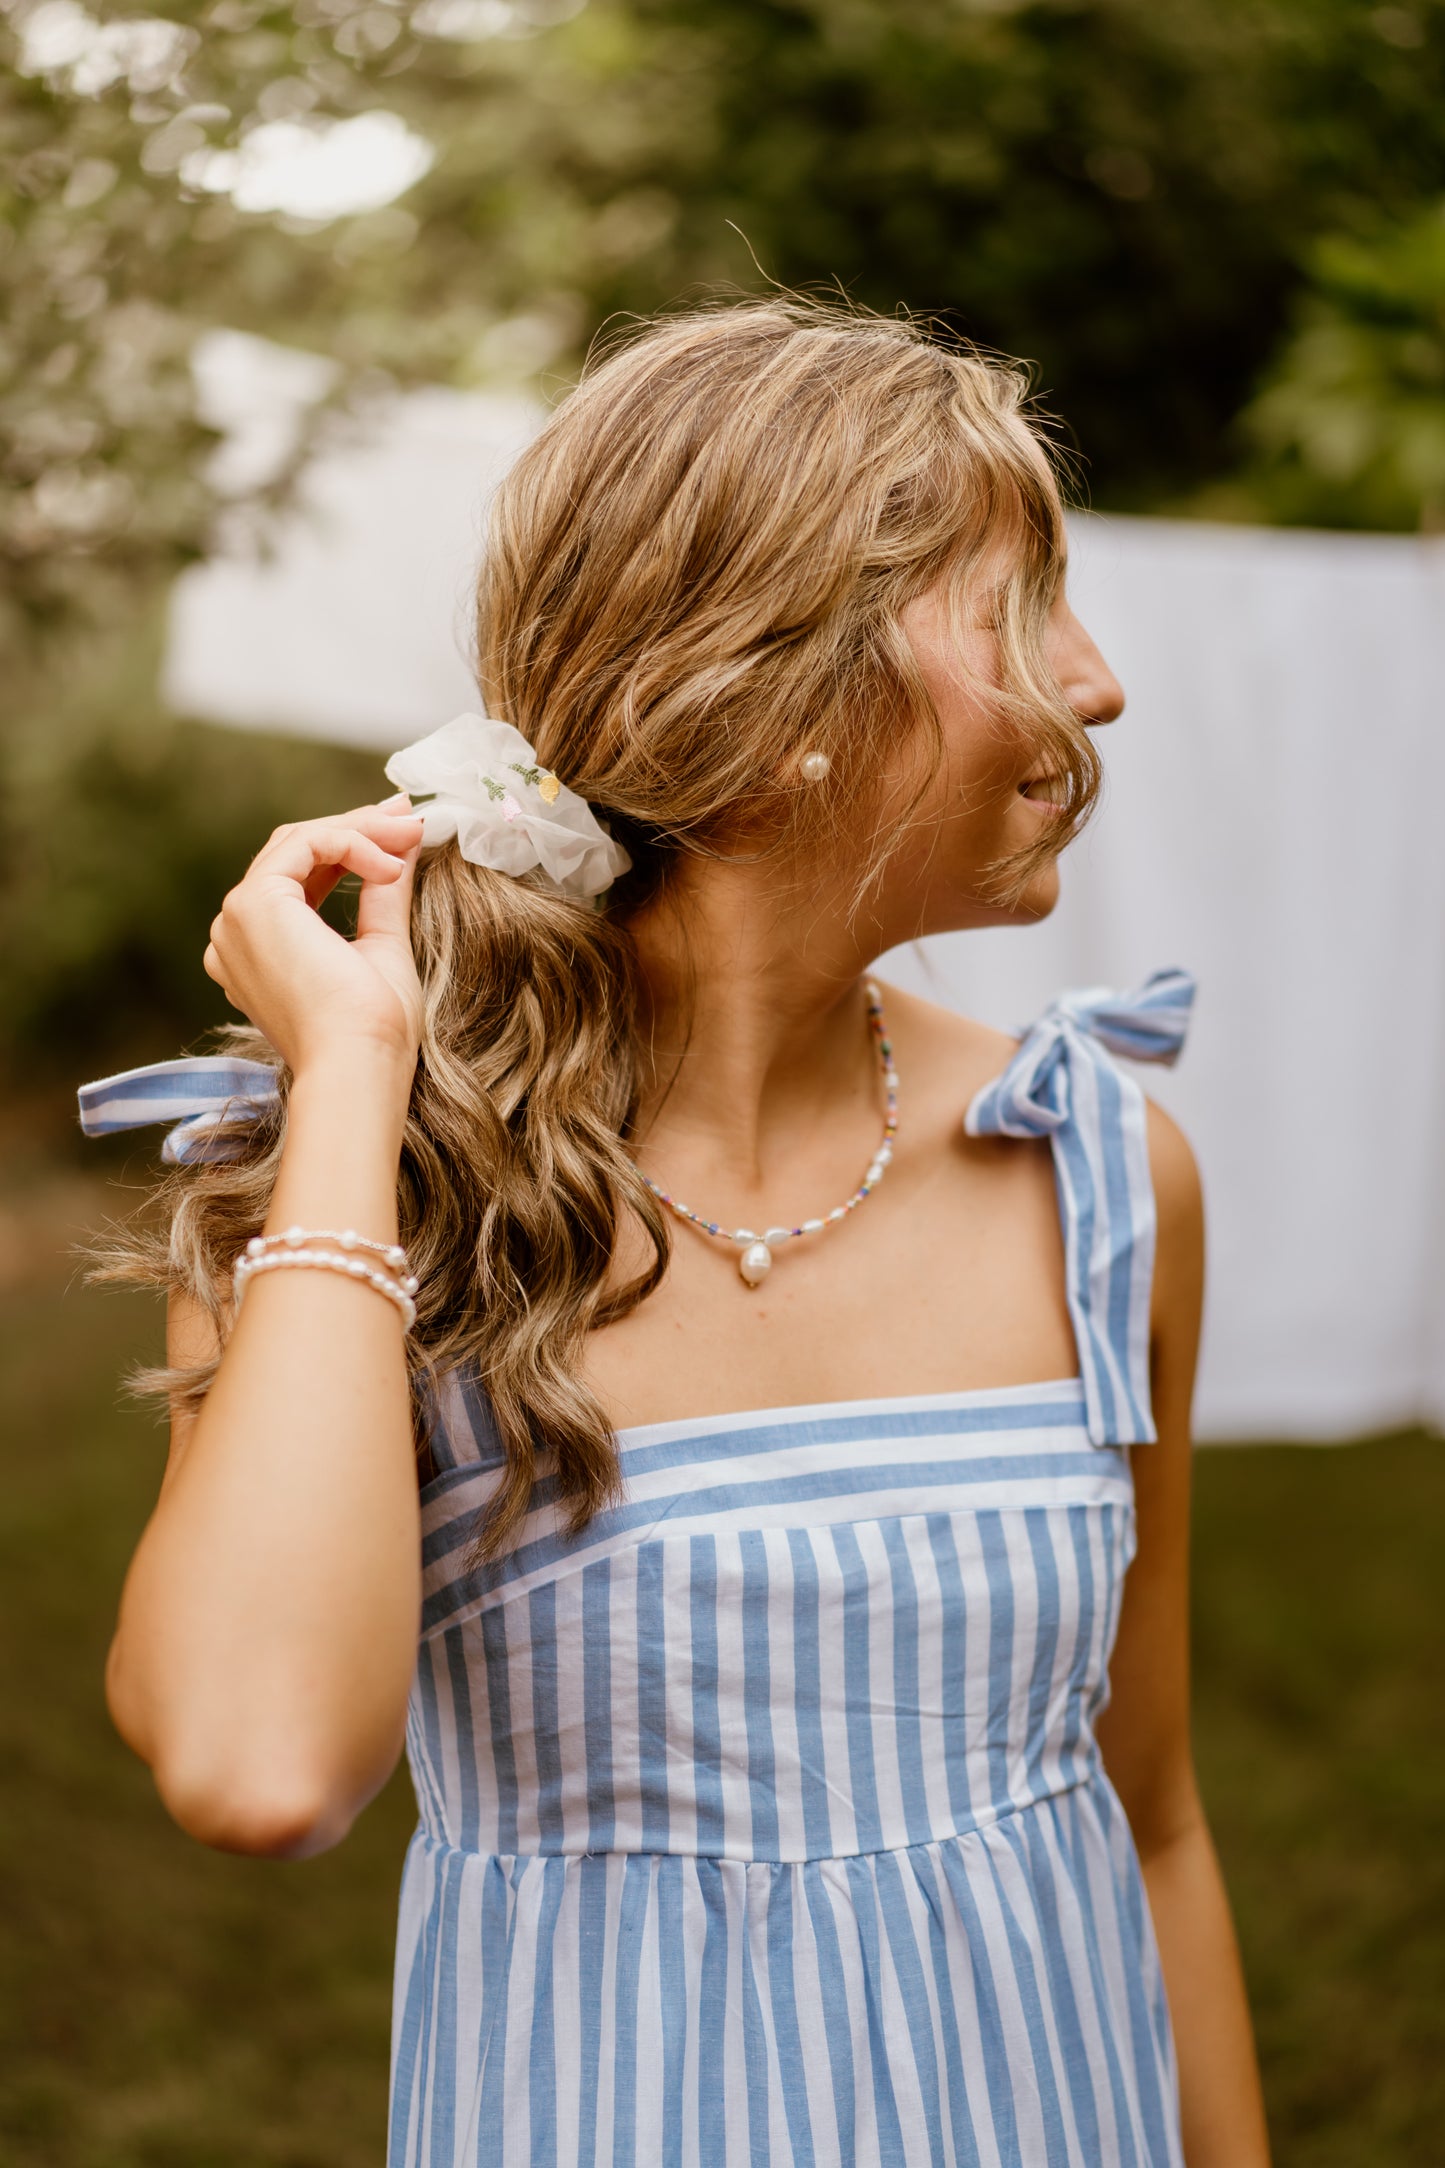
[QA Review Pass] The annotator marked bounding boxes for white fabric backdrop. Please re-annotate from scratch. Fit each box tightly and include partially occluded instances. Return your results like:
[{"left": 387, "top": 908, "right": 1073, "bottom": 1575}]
[
  {"left": 880, "top": 516, "right": 1445, "bottom": 1443},
  {"left": 165, "top": 349, "right": 1445, "bottom": 1442},
  {"left": 167, "top": 330, "right": 537, "bottom": 742}
]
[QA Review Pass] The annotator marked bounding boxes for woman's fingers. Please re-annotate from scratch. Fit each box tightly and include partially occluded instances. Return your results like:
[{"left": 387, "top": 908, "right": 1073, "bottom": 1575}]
[
  {"left": 201, "top": 940, "right": 238, "bottom": 1012},
  {"left": 250, "top": 797, "right": 421, "bottom": 871},
  {"left": 354, "top": 836, "right": 420, "bottom": 945},
  {"left": 209, "top": 813, "right": 420, "bottom": 960},
  {"left": 304, "top": 801, "right": 421, "bottom": 909},
  {"left": 291, "top": 821, "right": 420, "bottom": 911},
  {"left": 203, "top": 799, "right": 425, "bottom": 1043},
  {"left": 301, "top": 862, "right": 346, "bottom": 913},
  {"left": 251, "top": 820, "right": 421, "bottom": 896}
]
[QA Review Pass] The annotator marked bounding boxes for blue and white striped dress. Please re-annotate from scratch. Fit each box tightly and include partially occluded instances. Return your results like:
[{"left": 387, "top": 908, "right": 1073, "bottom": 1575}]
[{"left": 388, "top": 969, "right": 1196, "bottom": 2168}]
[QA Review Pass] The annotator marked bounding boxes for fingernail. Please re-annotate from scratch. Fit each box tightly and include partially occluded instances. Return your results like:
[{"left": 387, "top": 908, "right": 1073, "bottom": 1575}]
[{"left": 380, "top": 791, "right": 411, "bottom": 808}]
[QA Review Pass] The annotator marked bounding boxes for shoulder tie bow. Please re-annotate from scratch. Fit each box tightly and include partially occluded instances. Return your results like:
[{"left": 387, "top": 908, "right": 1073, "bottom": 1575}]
[
  {"left": 964, "top": 966, "right": 1197, "bottom": 1447},
  {"left": 77, "top": 1056, "right": 282, "bottom": 1166}
]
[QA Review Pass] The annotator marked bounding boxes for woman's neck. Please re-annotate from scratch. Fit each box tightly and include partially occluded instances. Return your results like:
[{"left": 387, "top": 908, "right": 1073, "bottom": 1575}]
[{"left": 626, "top": 852, "right": 889, "bottom": 1181}]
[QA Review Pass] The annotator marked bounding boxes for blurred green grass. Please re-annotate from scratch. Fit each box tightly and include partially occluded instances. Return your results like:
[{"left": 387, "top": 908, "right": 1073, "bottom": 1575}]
[{"left": 2, "top": 1166, "right": 1441, "bottom": 2167}]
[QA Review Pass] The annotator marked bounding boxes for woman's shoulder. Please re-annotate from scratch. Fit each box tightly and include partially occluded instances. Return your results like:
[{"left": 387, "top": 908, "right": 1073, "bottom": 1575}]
[
  {"left": 875, "top": 962, "right": 1198, "bottom": 1152},
  {"left": 872, "top": 976, "right": 1024, "bottom": 1113},
  {"left": 1143, "top": 1094, "right": 1204, "bottom": 1246}
]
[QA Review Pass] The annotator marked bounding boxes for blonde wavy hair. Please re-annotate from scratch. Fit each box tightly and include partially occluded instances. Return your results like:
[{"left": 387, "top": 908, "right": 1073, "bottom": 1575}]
[{"left": 104, "top": 298, "right": 1100, "bottom": 1556}]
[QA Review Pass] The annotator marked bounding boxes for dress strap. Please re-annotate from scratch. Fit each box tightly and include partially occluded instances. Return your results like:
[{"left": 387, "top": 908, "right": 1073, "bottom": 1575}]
[
  {"left": 76, "top": 1056, "right": 281, "bottom": 1165},
  {"left": 964, "top": 967, "right": 1197, "bottom": 1448}
]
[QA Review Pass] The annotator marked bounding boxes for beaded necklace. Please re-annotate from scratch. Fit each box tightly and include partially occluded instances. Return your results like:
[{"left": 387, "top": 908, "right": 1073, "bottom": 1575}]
[{"left": 634, "top": 979, "right": 899, "bottom": 1286}]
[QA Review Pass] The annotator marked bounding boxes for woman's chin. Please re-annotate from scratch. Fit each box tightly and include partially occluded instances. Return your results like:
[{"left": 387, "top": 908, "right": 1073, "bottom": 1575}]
[
  {"left": 915, "top": 853, "right": 1062, "bottom": 935},
  {"left": 979, "top": 858, "right": 1060, "bottom": 928},
  {"left": 1013, "top": 860, "right": 1062, "bottom": 922}
]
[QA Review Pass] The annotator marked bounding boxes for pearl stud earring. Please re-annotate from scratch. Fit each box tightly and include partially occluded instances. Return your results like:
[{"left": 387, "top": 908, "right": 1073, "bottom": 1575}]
[{"left": 799, "top": 750, "right": 832, "bottom": 783}]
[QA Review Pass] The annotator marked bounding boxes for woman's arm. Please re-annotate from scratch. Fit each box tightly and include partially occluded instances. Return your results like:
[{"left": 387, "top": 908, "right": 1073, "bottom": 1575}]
[
  {"left": 1095, "top": 1099, "right": 1272, "bottom": 2168},
  {"left": 105, "top": 799, "right": 427, "bottom": 1860}
]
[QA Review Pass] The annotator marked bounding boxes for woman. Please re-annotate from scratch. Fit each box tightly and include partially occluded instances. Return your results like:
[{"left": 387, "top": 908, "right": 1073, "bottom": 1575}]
[{"left": 84, "top": 302, "right": 1270, "bottom": 2165}]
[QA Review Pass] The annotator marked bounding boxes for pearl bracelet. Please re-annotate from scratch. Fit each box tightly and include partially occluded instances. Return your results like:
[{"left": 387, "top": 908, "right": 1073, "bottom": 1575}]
[
  {"left": 242, "top": 1227, "right": 419, "bottom": 1300},
  {"left": 246, "top": 1225, "right": 414, "bottom": 1279},
  {"left": 233, "top": 1244, "right": 418, "bottom": 1331}
]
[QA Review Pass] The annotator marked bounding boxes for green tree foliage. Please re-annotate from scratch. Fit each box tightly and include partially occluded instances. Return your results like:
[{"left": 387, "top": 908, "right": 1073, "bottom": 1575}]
[
  {"left": 1238, "top": 202, "right": 1445, "bottom": 531},
  {"left": 5, "top": 0, "right": 1445, "bottom": 665},
  {"left": 557, "top": 0, "right": 1445, "bottom": 513},
  {"left": 1, "top": 0, "right": 416, "bottom": 662},
  {"left": 4, "top": 0, "right": 1445, "bottom": 1081},
  {"left": 1, "top": 609, "right": 381, "bottom": 1091}
]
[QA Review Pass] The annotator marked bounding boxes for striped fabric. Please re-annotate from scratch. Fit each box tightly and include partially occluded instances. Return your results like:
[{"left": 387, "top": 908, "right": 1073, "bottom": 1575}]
[
  {"left": 965, "top": 969, "right": 1195, "bottom": 1449},
  {"left": 389, "top": 974, "right": 1195, "bottom": 2168},
  {"left": 76, "top": 1054, "right": 280, "bottom": 1164}
]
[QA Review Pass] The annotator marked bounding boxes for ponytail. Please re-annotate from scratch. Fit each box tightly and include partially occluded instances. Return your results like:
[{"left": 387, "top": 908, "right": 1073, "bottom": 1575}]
[{"left": 97, "top": 843, "right": 671, "bottom": 1558}]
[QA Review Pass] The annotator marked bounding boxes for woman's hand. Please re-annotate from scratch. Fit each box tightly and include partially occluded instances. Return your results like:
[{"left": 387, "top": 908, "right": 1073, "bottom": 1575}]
[{"left": 203, "top": 795, "right": 426, "bottom": 1080}]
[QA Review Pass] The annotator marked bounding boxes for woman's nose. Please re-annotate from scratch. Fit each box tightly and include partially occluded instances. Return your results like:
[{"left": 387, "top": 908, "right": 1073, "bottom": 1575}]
[{"left": 1056, "top": 608, "right": 1126, "bottom": 727}]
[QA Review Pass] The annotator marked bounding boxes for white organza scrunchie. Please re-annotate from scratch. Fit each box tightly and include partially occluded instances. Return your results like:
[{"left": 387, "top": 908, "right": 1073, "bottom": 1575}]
[{"left": 383, "top": 713, "right": 631, "bottom": 903}]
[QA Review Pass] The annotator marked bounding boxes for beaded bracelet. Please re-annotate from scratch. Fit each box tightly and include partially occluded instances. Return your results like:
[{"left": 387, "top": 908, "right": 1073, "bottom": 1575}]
[
  {"left": 233, "top": 1245, "right": 418, "bottom": 1331},
  {"left": 245, "top": 1225, "right": 413, "bottom": 1279}
]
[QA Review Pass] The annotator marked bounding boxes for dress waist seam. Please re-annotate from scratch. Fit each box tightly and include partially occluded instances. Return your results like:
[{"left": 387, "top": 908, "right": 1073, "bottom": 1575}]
[{"left": 407, "top": 1767, "right": 1104, "bottom": 1870}]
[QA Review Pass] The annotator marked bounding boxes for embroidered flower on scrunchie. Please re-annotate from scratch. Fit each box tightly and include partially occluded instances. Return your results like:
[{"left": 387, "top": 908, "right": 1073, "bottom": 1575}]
[{"left": 384, "top": 713, "right": 630, "bottom": 902}]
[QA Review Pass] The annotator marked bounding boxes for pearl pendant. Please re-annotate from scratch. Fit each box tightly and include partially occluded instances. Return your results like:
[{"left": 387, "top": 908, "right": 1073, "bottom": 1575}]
[{"left": 634, "top": 978, "right": 896, "bottom": 1286}]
